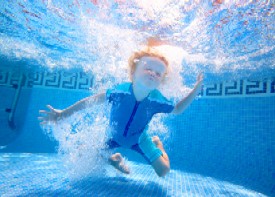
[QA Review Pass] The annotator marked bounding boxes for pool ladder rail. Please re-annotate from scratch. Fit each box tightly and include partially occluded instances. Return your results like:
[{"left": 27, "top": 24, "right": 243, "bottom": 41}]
[{"left": 0, "top": 74, "right": 25, "bottom": 130}]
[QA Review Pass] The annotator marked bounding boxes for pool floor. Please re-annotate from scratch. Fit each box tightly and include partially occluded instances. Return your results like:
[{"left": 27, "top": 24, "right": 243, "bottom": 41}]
[{"left": 0, "top": 153, "right": 266, "bottom": 197}]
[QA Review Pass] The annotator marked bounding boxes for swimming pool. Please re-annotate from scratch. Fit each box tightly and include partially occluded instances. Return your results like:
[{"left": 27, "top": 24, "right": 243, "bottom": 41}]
[{"left": 0, "top": 1, "right": 274, "bottom": 196}]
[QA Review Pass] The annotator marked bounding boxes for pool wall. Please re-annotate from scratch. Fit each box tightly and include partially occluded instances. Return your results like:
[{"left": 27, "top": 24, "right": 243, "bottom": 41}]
[
  {"left": 168, "top": 97, "right": 275, "bottom": 196},
  {"left": 0, "top": 68, "right": 274, "bottom": 196}
]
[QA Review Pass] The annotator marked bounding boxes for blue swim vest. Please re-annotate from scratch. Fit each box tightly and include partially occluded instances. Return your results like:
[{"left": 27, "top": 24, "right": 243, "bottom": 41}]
[{"left": 106, "top": 82, "right": 174, "bottom": 147}]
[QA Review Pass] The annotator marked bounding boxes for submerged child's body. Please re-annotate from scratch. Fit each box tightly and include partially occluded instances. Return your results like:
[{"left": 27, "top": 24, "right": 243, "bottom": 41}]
[{"left": 39, "top": 45, "right": 203, "bottom": 177}]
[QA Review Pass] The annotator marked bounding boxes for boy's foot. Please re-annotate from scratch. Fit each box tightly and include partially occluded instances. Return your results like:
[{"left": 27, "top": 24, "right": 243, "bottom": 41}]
[
  {"left": 108, "top": 153, "right": 130, "bottom": 174},
  {"left": 152, "top": 136, "right": 166, "bottom": 154},
  {"left": 152, "top": 136, "right": 163, "bottom": 149}
]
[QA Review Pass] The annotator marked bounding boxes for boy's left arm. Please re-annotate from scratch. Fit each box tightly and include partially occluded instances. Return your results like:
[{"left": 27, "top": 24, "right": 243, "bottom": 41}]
[{"left": 172, "top": 73, "right": 203, "bottom": 115}]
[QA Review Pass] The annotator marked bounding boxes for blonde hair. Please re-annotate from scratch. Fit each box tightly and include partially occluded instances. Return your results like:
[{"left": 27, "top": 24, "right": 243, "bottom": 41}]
[{"left": 128, "top": 47, "right": 169, "bottom": 81}]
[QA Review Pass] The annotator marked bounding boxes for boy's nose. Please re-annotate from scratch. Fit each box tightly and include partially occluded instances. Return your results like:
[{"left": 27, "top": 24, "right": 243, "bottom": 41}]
[{"left": 148, "top": 70, "right": 156, "bottom": 76}]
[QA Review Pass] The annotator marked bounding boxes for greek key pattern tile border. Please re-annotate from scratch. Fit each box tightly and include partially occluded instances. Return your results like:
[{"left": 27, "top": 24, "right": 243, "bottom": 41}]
[
  {"left": 0, "top": 70, "right": 93, "bottom": 91},
  {"left": 0, "top": 70, "right": 274, "bottom": 97},
  {"left": 199, "top": 79, "right": 275, "bottom": 98}
]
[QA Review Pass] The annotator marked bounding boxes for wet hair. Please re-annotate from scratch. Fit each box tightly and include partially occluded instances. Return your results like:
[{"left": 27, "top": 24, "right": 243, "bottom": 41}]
[{"left": 128, "top": 47, "right": 169, "bottom": 81}]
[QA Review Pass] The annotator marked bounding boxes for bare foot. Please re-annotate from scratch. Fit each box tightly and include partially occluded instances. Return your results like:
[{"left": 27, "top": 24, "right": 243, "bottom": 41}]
[
  {"left": 108, "top": 153, "right": 130, "bottom": 174},
  {"left": 152, "top": 136, "right": 164, "bottom": 150}
]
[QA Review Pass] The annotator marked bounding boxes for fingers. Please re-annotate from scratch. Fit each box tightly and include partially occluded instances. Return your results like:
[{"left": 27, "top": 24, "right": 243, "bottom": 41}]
[
  {"left": 46, "top": 105, "right": 55, "bottom": 112},
  {"left": 38, "top": 117, "right": 44, "bottom": 120},
  {"left": 39, "top": 121, "right": 46, "bottom": 125},
  {"left": 38, "top": 105, "right": 57, "bottom": 126},
  {"left": 38, "top": 115, "right": 46, "bottom": 124},
  {"left": 38, "top": 110, "right": 50, "bottom": 124},
  {"left": 39, "top": 110, "right": 51, "bottom": 114},
  {"left": 38, "top": 117, "right": 56, "bottom": 125},
  {"left": 198, "top": 72, "right": 204, "bottom": 80},
  {"left": 38, "top": 116, "right": 49, "bottom": 123},
  {"left": 39, "top": 104, "right": 56, "bottom": 115}
]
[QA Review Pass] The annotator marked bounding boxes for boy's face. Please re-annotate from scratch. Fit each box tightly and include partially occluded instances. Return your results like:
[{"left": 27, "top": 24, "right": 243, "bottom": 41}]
[{"left": 133, "top": 56, "right": 167, "bottom": 90}]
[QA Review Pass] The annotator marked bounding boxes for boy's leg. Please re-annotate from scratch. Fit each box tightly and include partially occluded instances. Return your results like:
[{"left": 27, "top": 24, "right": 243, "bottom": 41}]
[
  {"left": 108, "top": 153, "right": 130, "bottom": 174},
  {"left": 136, "top": 133, "right": 170, "bottom": 177},
  {"left": 151, "top": 136, "right": 170, "bottom": 177}
]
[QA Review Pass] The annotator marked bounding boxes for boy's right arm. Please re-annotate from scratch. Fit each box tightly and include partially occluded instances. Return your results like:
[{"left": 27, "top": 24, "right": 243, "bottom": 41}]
[
  {"left": 61, "top": 92, "right": 106, "bottom": 118},
  {"left": 38, "top": 92, "right": 106, "bottom": 125}
]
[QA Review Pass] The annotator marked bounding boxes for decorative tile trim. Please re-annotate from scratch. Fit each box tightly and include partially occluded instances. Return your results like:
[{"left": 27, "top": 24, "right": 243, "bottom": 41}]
[
  {"left": 0, "top": 70, "right": 93, "bottom": 91},
  {"left": 0, "top": 69, "right": 274, "bottom": 97},
  {"left": 224, "top": 80, "right": 243, "bottom": 95},
  {"left": 205, "top": 83, "right": 223, "bottom": 96},
  {"left": 200, "top": 79, "right": 275, "bottom": 98}
]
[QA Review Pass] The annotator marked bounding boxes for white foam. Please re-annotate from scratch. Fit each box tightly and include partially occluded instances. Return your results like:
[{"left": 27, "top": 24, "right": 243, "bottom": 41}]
[
  {"left": 43, "top": 104, "right": 112, "bottom": 180},
  {"left": 1, "top": 1, "right": 273, "bottom": 84}
]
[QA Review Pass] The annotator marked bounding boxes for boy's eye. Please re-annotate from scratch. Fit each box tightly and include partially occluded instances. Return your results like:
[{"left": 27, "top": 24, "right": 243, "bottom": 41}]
[{"left": 144, "top": 68, "right": 152, "bottom": 72}]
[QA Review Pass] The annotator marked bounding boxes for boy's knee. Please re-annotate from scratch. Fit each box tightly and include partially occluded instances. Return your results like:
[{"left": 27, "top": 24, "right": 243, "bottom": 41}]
[{"left": 152, "top": 156, "right": 170, "bottom": 177}]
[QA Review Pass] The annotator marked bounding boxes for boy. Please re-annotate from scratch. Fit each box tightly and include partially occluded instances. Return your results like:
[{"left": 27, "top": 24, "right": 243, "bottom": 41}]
[{"left": 39, "top": 46, "right": 203, "bottom": 177}]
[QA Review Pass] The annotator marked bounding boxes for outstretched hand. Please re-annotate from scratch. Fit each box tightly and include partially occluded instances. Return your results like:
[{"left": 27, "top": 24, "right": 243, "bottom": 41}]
[
  {"left": 38, "top": 105, "right": 63, "bottom": 125},
  {"left": 196, "top": 73, "right": 204, "bottom": 85}
]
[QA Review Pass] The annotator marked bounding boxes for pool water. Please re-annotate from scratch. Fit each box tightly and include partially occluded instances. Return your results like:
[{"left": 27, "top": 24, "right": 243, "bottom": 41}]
[{"left": 0, "top": 1, "right": 274, "bottom": 196}]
